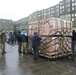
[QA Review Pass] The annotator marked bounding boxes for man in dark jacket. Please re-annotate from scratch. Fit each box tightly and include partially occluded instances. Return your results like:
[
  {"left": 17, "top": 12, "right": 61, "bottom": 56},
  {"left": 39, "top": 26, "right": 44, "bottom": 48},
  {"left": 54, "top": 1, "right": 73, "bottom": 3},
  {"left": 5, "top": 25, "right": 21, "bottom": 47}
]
[
  {"left": 72, "top": 30, "right": 76, "bottom": 53},
  {"left": 31, "top": 32, "right": 42, "bottom": 61},
  {"left": 16, "top": 31, "right": 22, "bottom": 53}
]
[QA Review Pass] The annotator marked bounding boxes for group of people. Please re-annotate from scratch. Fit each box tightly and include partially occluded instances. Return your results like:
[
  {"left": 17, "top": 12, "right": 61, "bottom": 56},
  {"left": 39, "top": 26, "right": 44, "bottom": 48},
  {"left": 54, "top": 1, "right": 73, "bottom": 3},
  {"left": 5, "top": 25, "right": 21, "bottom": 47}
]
[
  {"left": 16, "top": 31, "right": 42, "bottom": 61},
  {"left": 16, "top": 30, "right": 28, "bottom": 54},
  {"left": 0, "top": 28, "right": 42, "bottom": 62},
  {"left": 16, "top": 29, "right": 76, "bottom": 61},
  {"left": 1, "top": 28, "right": 76, "bottom": 62},
  {"left": 1, "top": 28, "right": 76, "bottom": 61}
]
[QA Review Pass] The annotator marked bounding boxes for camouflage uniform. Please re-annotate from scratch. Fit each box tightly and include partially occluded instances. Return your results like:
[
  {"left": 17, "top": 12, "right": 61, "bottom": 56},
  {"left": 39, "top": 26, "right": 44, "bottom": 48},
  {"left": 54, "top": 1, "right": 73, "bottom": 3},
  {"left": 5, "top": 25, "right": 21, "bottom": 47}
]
[{"left": 0, "top": 32, "right": 6, "bottom": 54}]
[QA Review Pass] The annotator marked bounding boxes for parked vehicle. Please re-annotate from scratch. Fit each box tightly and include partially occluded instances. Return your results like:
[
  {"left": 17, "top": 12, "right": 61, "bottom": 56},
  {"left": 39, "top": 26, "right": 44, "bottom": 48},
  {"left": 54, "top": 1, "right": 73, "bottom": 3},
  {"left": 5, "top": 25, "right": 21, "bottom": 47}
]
[{"left": 6, "top": 31, "right": 16, "bottom": 44}]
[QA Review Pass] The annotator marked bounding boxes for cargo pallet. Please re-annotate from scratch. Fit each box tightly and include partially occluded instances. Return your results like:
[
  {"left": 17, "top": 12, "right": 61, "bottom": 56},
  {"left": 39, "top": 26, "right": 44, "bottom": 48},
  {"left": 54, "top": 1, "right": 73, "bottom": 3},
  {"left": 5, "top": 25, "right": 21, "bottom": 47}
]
[
  {"left": 39, "top": 52, "right": 72, "bottom": 59},
  {"left": 40, "top": 35, "right": 72, "bottom": 59},
  {"left": 28, "top": 49, "right": 72, "bottom": 60},
  {"left": 28, "top": 34, "right": 72, "bottom": 59},
  {"left": 28, "top": 18, "right": 72, "bottom": 60}
]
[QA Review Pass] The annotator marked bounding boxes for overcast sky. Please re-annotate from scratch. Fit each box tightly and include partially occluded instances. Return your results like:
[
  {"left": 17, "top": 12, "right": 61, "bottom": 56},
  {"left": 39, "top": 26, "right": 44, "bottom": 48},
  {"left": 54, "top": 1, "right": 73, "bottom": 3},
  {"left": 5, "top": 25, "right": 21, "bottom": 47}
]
[{"left": 0, "top": 0, "right": 61, "bottom": 21}]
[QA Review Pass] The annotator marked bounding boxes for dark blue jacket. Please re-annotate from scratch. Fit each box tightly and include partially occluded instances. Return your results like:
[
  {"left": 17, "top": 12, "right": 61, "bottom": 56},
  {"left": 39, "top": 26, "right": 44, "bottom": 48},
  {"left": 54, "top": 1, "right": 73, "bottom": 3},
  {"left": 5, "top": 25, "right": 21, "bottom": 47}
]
[
  {"left": 31, "top": 34, "right": 42, "bottom": 48},
  {"left": 21, "top": 34, "right": 28, "bottom": 42}
]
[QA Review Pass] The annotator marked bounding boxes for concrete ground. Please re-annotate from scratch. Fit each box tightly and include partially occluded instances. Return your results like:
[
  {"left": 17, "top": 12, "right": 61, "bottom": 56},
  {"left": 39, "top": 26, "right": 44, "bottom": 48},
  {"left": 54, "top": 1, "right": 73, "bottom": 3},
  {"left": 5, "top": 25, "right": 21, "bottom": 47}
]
[{"left": 0, "top": 43, "right": 76, "bottom": 75}]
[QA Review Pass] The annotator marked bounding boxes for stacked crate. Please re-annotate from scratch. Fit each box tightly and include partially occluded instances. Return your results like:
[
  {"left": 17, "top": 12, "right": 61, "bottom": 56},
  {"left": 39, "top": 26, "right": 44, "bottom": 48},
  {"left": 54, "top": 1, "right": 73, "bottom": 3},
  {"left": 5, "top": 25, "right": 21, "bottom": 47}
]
[{"left": 28, "top": 18, "right": 72, "bottom": 58}]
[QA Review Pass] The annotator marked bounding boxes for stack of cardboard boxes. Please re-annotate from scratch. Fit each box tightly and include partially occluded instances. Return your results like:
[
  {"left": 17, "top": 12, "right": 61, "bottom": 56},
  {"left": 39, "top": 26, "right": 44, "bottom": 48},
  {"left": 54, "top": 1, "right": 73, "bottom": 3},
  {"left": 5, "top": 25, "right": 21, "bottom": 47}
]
[{"left": 28, "top": 18, "right": 72, "bottom": 58}]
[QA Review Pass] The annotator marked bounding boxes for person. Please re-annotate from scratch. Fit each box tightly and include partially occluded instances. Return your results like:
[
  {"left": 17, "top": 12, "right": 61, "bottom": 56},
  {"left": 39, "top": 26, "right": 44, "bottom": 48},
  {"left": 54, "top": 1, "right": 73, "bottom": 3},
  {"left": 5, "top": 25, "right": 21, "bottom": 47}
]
[
  {"left": 72, "top": 30, "right": 76, "bottom": 53},
  {"left": 9, "top": 32, "right": 14, "bottom": 44},
  {"left": 0, "top": 30, "right": 6, "bottom": 54},
  {"left": 31, "top": 32, "right": 42, "bottom": 61},
  {"left": 13, "top": 31, "right": 17, "bottom": 43},
  {"left": 16, "top": 31, "right": 22, "bottom": 53},
  {"left": 21, "top": 31, "right": 28, "bottom": 54}
]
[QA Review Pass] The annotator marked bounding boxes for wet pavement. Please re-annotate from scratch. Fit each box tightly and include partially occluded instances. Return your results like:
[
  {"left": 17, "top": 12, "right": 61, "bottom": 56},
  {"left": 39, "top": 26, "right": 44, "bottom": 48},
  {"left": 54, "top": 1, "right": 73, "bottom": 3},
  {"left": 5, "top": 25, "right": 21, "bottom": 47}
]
[{"left": 0, "top": 43, "right": 76, "bottom": 75}]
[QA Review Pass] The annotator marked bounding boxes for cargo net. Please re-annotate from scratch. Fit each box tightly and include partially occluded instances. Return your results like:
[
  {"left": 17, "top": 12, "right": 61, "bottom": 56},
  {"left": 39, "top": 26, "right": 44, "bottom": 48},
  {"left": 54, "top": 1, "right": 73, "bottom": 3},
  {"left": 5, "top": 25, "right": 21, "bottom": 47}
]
[{"left": 28, "top": 18, "right": 72, "bottom": 59}]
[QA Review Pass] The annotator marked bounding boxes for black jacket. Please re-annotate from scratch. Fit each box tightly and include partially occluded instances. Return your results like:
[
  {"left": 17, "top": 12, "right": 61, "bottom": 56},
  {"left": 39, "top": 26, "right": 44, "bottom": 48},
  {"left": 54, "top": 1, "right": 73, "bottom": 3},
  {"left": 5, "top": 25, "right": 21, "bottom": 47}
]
[
  {"left": 72, "top": 30, "right": 76, "bottom": 41},
  {"left": 16, "top": 33, "right": 22, "bottom": 42}
]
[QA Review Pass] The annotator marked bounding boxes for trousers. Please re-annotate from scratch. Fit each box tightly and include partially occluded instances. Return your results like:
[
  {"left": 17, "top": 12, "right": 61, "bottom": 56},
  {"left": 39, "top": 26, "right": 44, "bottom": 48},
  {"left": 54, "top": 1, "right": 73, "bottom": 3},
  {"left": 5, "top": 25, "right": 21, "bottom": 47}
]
[{"left": 33, "top": 47, "right": 39, "bottom": 60}]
